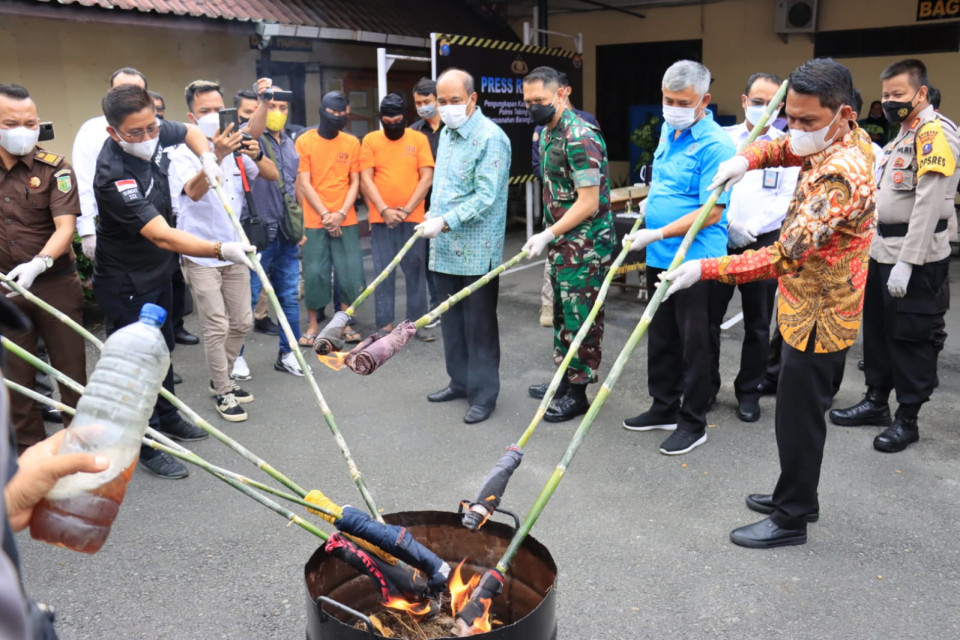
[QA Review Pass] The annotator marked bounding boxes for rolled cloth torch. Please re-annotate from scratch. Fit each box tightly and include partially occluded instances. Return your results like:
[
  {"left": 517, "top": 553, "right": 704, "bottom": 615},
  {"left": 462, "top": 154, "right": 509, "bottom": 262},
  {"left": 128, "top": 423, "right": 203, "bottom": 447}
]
[
  {"left": 314, "top": 228, "right": 424, "bottom": 355},
  {"left": 208, "top": 181, "right": 385, "bottom": 523},
  {"left": 453, "top": 81, "right": 789, "bottom": 637},
  {"left": 325, "top": 249, "right": 529, "bottom": 375},
  {"left": 463, "top": 207, "right": 647, "bottom": 530}
]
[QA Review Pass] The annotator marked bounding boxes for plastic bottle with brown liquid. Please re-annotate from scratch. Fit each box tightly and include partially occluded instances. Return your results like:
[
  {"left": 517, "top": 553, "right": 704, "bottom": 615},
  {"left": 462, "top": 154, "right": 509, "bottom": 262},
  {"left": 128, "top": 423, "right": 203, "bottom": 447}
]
[{"left": 29, "top": 303, "right": 171, "bottom": 553}]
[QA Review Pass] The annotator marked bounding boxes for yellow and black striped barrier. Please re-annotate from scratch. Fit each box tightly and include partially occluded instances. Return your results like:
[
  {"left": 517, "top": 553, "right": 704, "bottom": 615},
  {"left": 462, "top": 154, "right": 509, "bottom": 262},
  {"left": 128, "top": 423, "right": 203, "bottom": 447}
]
[{"left": 436, "top": 34, "right": 575, "bottom": 58}]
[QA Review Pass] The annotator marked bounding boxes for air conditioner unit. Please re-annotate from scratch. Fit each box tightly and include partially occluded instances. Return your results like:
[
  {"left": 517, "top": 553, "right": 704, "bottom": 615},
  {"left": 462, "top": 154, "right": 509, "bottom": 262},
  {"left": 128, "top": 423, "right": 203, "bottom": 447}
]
[{"left": 774, "top": 0, "right": 818, "bottom": 34}]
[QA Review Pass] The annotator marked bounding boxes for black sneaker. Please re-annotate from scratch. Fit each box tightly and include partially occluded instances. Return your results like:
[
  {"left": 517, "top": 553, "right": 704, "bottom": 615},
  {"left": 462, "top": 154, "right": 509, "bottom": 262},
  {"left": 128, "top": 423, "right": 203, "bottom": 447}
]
[
  {"left": 157, "top": 417, "right": 209, "bottom": 442},
  {"left": 659, "top": 430, "right": 707, "bottom": 455},
  {"left": 139, "top": 447, "right": 189, "bottom": 479},
  {"left": 216, "top": 393, "right": 248, "bottom": 422},
  {"left": 254, "top": 316, "right": 280, "bottom": 336},
  {"left": 623, "top": 409, "right": 678, "bottom": 432},
  {"left": 209, "top": 380, "right": 253, "bottom": 404}
]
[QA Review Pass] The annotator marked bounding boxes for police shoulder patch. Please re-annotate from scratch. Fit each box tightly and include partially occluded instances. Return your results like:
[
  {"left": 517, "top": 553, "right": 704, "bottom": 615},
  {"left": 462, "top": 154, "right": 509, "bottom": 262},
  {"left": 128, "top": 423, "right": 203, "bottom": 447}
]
[
  {"left": 33, "top": 150, "right": 63, "bottom": 167},
  {"left": 916, "top": 119, "right": 956, "bottom": 178}
]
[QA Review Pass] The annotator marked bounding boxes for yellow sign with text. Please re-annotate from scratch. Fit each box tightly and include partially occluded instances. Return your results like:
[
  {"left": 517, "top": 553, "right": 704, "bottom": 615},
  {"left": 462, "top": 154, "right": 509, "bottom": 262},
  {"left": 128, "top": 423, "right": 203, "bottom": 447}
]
[{"left": 917, "top": 0, "right": 960, "bottom": 21}]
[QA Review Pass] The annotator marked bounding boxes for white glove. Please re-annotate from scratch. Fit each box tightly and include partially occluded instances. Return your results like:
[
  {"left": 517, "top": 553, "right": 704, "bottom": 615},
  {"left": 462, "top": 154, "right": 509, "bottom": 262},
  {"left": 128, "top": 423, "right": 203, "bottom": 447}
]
[
  {"left": 4, "top": 257, "right": 47, "bottom": 297},
  {"left": 416, "top": 216, "right": 446, "bottom": 240},
  {"left": 659, "top": 260, "right": 702, "bottom": 301},
  {"left": 219, "top": 242, "right": 255, "bottom": 269},
  {"left": 201, "top": 152, "right": 223, "bottom": 187},
  {"left": 522, "top": 229, "right": 555, "bottom": 258},
  {"left": 708, "top": 155, "right": 750, "bottom": 192},
  {"left": 727, "top": 219, "right": 757, "bottom": 249},
  {"left": 81, "top": 234, "right": 97, "bottom": 261},
  {"left": 622, "top": 228, "right": 663, "bottom": 250},
  {"left": 887, "top": 260, "right": 913, "bottom": 298}
]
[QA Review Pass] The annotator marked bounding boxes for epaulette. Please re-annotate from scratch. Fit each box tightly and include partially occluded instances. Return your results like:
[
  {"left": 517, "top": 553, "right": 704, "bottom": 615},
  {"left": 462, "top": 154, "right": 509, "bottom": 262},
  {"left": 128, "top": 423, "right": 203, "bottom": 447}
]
[{"left": 33, "top": 150, "right": 64, "bottom": 167}]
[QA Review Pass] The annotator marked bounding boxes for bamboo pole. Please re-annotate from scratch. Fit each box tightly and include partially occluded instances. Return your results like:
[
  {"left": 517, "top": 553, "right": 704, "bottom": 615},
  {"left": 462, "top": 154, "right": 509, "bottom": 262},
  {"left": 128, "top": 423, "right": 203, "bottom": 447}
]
[
  {"left": 345, "top": 228, "right": 423, "bottom": 316},
  {"left": 3, "top": 378, "right": 75, "bottom": 416},
  {"left": 210, "top": 182, "right": 383, "bottom": 522},
  {"left": 412, "top": 250, "right": 529, "bottom": 330},
  {"left": 492, "top": 80, "right": 789, "bottom": 578},
  {"left": 0, "top": 273, "right": 308, "bottom": 498}
]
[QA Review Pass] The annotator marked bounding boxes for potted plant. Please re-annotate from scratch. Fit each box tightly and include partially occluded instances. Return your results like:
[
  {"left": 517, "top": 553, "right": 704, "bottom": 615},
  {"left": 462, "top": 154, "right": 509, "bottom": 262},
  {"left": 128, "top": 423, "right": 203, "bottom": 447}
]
[{"left": 630, "top": 114, "right": 662, "bottom": 184}]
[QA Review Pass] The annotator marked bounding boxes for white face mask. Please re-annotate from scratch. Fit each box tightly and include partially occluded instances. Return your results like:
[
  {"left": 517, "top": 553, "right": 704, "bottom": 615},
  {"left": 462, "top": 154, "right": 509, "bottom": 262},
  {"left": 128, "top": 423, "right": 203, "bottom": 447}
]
[
  {"left": 438, "top": 104, "right": 470, "bottom": 129},
  {"left": 789, "top": 109, "right": 841, "bottom": 156},
  {"left": 118, "top": 136, "right": 160, "bottom": 162},
  {"left": 193, "top": 112, "right": 221, "bottom": 139},
  {"left": 662, "top": 101, "right": 702, "bottom": 131},
  {"left": 745, "top": 104, "right": 779, "bottom": 128},
  {"left": 0, "top": 126, "right": 40, "bottom": 156}
]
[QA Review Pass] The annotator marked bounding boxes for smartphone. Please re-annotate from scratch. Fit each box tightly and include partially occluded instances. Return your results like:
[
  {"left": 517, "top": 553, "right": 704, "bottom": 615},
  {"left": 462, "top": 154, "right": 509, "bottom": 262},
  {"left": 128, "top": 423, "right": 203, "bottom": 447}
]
[
  {"left": 218, "top": 108, "right": 239, "bottom": 134},
  {"left": 38, "top": 122, "right": 54, "bottom": 142},
  {"left": 265, "top": 89, "right": 294, "bottom": 102}
]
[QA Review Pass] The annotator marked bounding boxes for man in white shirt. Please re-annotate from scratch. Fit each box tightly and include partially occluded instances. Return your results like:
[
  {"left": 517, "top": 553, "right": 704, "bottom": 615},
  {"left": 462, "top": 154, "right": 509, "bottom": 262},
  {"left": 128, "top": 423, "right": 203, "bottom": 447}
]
[
  {"left": 708, "top": 72, "right": 799, "bottom": 423},
  {"left": 168, "top": 80, "right": 278, "bottom": 422}
]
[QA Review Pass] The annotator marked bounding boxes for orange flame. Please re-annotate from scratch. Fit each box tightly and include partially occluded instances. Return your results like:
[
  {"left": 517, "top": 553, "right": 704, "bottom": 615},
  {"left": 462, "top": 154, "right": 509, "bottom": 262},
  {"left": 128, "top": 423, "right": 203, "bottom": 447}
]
[
  {"left": 448, "top": 559, "right": 493, "bottom": 633},
  {"left": 382, "top": 596, "right": 432, "bottom": 617},
  {"left": 317, "top": 350, "right": 348, "bottom": 371}
]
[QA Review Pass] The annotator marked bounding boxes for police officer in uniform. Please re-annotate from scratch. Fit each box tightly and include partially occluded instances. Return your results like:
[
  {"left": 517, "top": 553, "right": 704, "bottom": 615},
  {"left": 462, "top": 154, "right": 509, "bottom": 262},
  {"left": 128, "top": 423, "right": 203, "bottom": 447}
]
[
  {"left": 521, "top": 66, "right": 615, "bottom": 422},
  {"left": 93, "top": 85, "right": 254, "bottom": 478},
  {"left": 829, "top": 59, "right": 959, "bottom": 452},
  {"left": 0, "top": 83, "right": 87, "bottom": 453}
]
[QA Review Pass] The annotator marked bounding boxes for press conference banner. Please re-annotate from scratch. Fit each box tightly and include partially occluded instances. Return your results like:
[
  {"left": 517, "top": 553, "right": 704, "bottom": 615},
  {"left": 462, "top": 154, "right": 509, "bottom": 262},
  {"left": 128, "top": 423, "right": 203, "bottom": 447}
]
[{"left": 433, "top": 33, "right": 584, "bottom": 184}]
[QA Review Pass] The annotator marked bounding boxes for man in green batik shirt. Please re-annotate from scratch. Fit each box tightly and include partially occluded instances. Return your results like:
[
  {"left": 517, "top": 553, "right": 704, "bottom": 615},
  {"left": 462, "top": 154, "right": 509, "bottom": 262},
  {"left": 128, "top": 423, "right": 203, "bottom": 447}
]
[{"left": 522, "top": 66, "right": 615, "bottom": 423}]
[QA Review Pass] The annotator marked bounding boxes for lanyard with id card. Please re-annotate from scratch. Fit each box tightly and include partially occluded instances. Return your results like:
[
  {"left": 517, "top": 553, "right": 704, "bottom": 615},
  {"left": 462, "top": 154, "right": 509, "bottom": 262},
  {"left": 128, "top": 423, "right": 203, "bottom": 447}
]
[{"left": 762, "top": 169, "right": 780, "bottom": 189}]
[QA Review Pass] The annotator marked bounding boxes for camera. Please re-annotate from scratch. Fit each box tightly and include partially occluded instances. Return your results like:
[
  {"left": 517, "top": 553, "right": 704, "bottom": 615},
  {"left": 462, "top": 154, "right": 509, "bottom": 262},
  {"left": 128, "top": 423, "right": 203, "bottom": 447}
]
[{"left": 259, "top": 88, "right": 293, "bottom": 102}]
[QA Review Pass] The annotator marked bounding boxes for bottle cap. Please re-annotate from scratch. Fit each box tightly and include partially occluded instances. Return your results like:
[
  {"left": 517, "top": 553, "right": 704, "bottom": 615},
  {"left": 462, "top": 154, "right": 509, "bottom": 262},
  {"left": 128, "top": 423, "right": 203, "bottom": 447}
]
[{"left": 139, "top": 303, "right": 168, "bottom": 327}]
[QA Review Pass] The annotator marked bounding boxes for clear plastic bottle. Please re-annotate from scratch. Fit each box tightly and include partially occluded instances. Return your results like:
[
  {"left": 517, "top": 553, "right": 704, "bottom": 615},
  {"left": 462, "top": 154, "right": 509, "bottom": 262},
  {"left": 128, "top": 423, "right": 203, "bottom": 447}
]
[{"left": 29, "top": 303, "right": 171, "bottom": 553}]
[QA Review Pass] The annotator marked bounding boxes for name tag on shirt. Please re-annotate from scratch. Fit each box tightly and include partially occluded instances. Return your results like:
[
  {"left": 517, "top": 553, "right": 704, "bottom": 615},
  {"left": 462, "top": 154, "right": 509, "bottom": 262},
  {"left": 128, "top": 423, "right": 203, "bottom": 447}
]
[{"left": 762, "top": 169, "right": 779, "bottom": 189}]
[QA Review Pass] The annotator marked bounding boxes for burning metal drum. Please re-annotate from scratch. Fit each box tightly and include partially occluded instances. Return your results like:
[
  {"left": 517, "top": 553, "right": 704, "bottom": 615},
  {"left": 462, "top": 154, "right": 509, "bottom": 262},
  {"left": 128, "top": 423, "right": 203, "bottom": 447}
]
[{"left": 304, "top": 511, "right": 557, "bottom": 639}]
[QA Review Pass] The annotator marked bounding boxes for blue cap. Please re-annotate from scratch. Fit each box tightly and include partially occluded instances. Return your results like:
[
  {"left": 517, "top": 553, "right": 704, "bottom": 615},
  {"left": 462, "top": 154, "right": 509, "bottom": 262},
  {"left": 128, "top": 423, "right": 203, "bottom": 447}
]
[{"left": 139, "top": 303, "right": 168, "bottom": 327}]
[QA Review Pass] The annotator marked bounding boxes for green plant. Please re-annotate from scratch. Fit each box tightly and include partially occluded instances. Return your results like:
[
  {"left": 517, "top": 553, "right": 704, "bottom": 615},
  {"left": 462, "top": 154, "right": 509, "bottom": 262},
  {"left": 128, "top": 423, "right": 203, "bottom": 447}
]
[
  {"left": 630, "top": 114, "right": 662, "bottom": 174},
  {"left": 71, "top": 231, "right": 95, "bottom": 301}
]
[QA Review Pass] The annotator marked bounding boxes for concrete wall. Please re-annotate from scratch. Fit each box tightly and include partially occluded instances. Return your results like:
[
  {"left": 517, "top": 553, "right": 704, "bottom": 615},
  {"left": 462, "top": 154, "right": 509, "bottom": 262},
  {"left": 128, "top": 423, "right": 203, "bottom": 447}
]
[{"left": 538, "top": 0, "right": 960, "bottom": 179}]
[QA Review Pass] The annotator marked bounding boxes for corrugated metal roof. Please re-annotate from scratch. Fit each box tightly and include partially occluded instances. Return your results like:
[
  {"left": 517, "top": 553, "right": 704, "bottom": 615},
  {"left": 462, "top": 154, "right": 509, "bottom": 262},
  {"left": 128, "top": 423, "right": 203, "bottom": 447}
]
[{"left": 33, "top": 0, "right": 519, "bottom": 40}]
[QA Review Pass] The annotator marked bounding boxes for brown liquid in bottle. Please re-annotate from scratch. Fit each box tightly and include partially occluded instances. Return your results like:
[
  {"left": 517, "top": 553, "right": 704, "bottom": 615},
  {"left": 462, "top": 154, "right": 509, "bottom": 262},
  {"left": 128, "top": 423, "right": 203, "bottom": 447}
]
[{"left": 29, "top": 460, "right": 137, "bottom": 554}]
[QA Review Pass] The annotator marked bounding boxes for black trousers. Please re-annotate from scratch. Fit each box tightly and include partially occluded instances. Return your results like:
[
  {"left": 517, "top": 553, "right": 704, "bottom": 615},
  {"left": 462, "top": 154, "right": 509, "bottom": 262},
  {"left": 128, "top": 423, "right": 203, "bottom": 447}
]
[
  {"left": 171, "top": 263, "right": 187, "bottom": 332},
  {"left": 434, "top": 272, "right": 500, "bottom": 409},
  {"left": 646, "top": 266, "right": 714, "bottom": 434},
  {"left": 708, "top": 231, "right": 779, "bottom": 401},
  {"left": 771, "top": 329, "right": 847, "bottom": 529},
  {"left": 94, "top": 277, "right": 180, "bottom": 430},
  {"left": 863, "top": 257, "right": 949, "bottom": 407}
]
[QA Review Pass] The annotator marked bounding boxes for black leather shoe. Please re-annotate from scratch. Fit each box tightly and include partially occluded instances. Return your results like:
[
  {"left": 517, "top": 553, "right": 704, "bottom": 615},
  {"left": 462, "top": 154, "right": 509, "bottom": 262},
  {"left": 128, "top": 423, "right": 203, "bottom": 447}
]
[
  {"left": 737, "top": 397, "right": 761, "bottom": 423},
  {"left": 757, "top": 379, "right": 777, "bottom": 396},
  {"left": 427, "top": 386, "right": 466, "bottom": 403},
  {"left": 156, "top": 418, "right": 208, "bottom": 442},
  {"left": 829, "top": 388, "right": 891, "bottom": 426},
  {"left": 873, "top": 417, "right": 919, "bottom": 453},
  {"left": 543, "top": 392, "right": 589, "bottom": 423},
  {"left": 464, "top": 404, "right": 494, "bottom": 424},
  {"left": 746, "top": 493, "right": 819, "bottom": 522},
  {"left": 139, "top": 448, "right": 189, "bottom": 479},
  {"left": 254, "top": 317, "right": 280, "bottom": 336},
  {"left": 528, "top": 378, "right": 568, "bottom": 400},
  {"left": 41, "top": 405, "right": 62, "bottom": 423},
  {"left": 175, "top": 329, "right": 200, "bottom": 345},
  {"left": 730, "top": 517, "right": 807, "bottom": 549},
  {"left": 172, "top": 372, "right": 183, "bottom": 385}
]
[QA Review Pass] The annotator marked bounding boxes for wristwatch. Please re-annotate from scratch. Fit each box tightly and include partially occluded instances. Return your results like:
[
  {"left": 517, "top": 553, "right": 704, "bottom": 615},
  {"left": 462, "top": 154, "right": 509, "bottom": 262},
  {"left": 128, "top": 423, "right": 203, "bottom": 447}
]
[{"left": 36, "top": 254, "right": 53, "bottom": 269}]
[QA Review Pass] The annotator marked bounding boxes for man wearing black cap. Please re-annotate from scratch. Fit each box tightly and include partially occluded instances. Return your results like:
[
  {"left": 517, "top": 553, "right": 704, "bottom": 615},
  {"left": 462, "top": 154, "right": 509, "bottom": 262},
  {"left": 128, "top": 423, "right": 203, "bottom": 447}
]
[{"left": 360, "top": 93, "right": 435, "bottom": 339}]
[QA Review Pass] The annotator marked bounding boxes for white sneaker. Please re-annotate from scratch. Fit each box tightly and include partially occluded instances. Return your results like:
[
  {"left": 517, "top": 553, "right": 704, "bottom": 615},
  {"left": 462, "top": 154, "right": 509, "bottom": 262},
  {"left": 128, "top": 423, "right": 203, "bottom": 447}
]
[
  {"left": 274, "top": 351, "right": 305, "bottom": 376},
  {"left": 231, "top": 354, "right": 252, "bottom": 381}
]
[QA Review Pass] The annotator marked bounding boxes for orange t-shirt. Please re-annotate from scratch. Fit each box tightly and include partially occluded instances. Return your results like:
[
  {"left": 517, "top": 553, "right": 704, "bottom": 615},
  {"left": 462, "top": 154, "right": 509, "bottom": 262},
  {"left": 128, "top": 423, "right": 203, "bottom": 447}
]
[
  {"left": 359, "top": 128, "right": 435, "bottom": 224},
  {"left": 295, "top": 129, "right": 361, "bottom": 228}
]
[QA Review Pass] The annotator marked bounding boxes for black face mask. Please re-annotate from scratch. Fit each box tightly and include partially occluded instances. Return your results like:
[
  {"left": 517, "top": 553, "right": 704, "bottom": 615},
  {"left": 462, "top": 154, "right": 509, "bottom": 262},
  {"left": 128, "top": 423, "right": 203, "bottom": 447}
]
[
  {"left": 382, "top": 119, "right": 406, "bottom": 141},
  {"left": 318, "top": 111, "right": 348, "bottom": 139},
  {"left": 882, "top": 92, "right": 919, "bottom": 125},
  {"left": 528, "top": 102, "right": 556, "bottom": 127}
]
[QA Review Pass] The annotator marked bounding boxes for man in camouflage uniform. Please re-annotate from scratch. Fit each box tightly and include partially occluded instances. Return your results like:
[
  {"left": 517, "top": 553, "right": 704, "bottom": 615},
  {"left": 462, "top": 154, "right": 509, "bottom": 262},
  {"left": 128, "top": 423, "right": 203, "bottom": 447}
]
[
  {"left": 830, "top": 59, "right": 960, "bottom": 453},
  {"left": 522, "top": 66, "right": 615, "bottom": 422}
]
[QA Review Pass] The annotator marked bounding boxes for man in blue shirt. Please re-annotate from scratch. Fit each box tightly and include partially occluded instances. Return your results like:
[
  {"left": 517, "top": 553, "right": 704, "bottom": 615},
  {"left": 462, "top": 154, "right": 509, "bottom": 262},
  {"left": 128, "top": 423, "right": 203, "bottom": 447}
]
[
  {"left": 620, "top": 60, "right": 735, "bottom": 455},
  {"left": 417, "top": 68, "right": 511, "bottom": 425}
]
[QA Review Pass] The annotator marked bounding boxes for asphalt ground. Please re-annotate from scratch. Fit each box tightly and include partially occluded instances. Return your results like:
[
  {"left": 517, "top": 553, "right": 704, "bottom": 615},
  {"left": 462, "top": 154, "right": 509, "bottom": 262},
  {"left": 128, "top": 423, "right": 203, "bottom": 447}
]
[{"left": 16, "top": 230, "right": 960, "bottom": 639}]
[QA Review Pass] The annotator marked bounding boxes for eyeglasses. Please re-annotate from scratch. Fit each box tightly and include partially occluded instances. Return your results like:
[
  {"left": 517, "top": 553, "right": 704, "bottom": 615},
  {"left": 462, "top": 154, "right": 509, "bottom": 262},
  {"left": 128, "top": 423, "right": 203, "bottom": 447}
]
[{"left": 117, "top": 121, "right": 161, "bottom": 142}]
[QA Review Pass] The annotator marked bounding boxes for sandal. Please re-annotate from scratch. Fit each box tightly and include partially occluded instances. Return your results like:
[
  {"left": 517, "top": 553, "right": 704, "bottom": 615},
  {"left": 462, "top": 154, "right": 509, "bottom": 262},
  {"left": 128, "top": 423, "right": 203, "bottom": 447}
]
[
  {"left": 298, "top": 333, "right": 318, "bottom": 347},
  {"left": 342, "top": 327, "right": 362, "bottom": 343}
]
